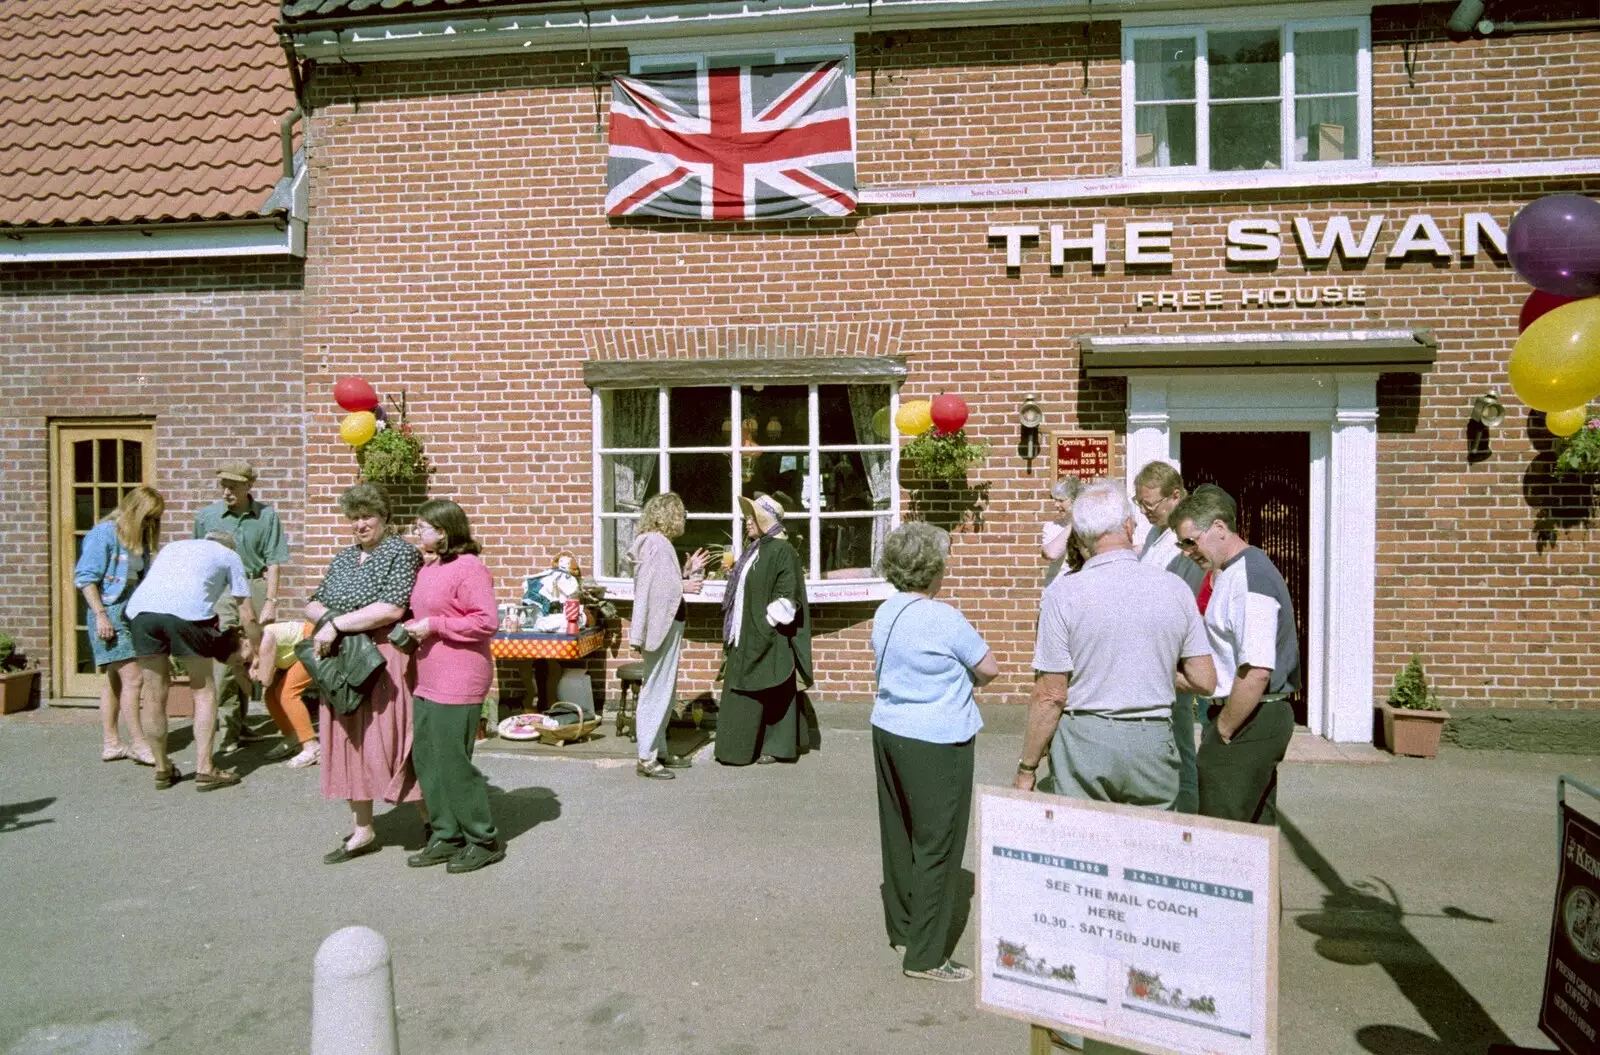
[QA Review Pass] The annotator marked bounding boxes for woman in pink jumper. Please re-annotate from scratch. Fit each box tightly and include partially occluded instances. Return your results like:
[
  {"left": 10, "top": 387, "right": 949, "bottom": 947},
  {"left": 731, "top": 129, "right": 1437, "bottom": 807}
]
[{"left": 400, "top": 499, "right": 504, "bottom": 873}]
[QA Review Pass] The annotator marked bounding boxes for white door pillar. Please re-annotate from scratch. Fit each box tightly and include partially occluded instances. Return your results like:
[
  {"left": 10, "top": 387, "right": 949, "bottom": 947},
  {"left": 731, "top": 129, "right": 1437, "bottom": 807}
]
[{"left": 1323, "top": 375, "right": 1379, "bottom": 742}]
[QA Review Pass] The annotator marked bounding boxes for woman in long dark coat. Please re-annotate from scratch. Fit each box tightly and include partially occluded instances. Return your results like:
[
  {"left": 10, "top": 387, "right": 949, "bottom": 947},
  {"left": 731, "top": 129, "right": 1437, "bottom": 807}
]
[{"left": 714, "top": 493, "right": 813, "bottom": 766}]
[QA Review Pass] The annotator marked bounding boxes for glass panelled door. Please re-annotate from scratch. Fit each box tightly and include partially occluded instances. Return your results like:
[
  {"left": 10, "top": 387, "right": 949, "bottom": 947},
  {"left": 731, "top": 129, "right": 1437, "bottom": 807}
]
[{"left": 51, "top": 423, "right": 156, "bottom": 698}]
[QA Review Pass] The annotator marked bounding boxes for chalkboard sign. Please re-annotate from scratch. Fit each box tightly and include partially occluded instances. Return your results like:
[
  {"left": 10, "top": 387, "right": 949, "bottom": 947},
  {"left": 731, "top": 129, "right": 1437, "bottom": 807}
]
[{"left": 1050, "top": 431, "right": 1115, "bottom": 483}]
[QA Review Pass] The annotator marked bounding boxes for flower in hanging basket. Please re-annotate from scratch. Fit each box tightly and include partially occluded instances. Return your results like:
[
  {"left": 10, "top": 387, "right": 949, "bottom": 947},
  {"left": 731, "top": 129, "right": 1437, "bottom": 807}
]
[
  {"left": 901, "top": 428, "right": 987, "bottom": 481},
  {"left": 356, "top": 391, "right": 428, "bottom": 483},
  {"left": 1554, "top": 413, "right": 1600, "bottom": 476}
]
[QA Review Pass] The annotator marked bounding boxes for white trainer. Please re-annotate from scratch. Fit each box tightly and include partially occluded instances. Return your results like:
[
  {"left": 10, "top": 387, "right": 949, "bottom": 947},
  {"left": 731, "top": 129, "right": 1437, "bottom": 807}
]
[{"left": 286, "top": 744, "right": 321, "bottom": 769}]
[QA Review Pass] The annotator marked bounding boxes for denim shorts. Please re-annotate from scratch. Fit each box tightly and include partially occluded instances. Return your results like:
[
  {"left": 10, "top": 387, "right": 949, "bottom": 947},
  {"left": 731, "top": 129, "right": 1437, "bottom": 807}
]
[{"left": 88, "top": 601, "right": 138, "bottom": 668}]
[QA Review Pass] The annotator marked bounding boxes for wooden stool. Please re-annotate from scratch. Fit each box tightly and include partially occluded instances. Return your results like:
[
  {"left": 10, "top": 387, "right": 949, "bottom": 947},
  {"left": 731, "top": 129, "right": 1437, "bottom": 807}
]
[{"left": 615, "top": 661, "right": 645, "bottom": 741}]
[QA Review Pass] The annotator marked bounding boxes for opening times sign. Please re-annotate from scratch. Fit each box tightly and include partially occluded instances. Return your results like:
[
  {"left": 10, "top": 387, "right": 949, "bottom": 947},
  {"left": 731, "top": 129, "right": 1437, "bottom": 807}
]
[{"left": 978, "top": 788, "right": 1278, "bottom": 1055}]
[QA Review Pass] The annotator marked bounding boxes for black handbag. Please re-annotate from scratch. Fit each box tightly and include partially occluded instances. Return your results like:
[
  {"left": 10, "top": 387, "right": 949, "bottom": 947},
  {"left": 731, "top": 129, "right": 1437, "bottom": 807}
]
[{"left": 294, "top": 629, "right": 385, "bottom": 716}]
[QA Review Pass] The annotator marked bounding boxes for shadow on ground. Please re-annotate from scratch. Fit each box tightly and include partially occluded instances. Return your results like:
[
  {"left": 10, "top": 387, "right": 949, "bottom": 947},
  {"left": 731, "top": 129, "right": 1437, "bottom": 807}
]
[
  {"left": 1281, "top": 813, "right": 1513, "bottom": 1055},
  {"left": 0, "top": 797, "right": 56, "bottom": 833}
]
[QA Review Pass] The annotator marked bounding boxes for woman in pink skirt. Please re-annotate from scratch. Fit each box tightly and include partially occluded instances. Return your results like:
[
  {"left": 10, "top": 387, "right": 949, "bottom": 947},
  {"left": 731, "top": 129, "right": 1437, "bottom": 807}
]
[{"left": 305, "top": 483, "right": 423, "bottom": 864}]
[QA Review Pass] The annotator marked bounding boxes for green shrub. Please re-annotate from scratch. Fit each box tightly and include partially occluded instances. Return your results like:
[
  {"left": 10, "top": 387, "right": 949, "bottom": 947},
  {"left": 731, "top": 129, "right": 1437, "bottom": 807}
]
[
  {"left": 901, "top": 429, "right": 987, "bottom": 481},
  {"left": 1387, "top": 654, "right": 1438, "bottom": 711}
]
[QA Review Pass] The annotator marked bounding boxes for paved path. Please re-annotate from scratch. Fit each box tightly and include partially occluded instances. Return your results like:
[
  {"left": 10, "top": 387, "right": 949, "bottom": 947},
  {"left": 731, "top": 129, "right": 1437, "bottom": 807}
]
[{"left": 0, "top": 704, "right": 1586, "bottom": 1053}]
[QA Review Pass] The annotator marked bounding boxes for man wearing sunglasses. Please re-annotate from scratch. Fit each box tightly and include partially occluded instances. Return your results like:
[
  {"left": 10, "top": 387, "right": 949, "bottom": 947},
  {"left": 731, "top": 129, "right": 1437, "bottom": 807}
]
[
  {"left": 1168, "top": 485, "right": 1300, "bottom": 826},
  {"left": 1133, "top": 461, "right": 1207, "bottom": 814}
]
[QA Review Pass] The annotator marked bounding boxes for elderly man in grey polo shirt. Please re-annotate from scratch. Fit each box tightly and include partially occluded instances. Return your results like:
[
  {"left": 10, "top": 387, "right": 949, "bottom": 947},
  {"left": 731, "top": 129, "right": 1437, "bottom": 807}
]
[{"left": 1015, "top": 481, "right": 1217, "bottom": 811}]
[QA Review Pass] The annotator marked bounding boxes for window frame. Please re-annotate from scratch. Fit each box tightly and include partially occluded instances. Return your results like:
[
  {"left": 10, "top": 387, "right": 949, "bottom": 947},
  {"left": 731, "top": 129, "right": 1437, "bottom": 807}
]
[
  {"left": 591, "top": 382, "right": 900, "bottom": 602},
  {"left": 629, "top": 39, "right": 855, "bottom": 76},
  {"left": 1120, "top": 15, "right": 1371, "bottom": 178}
]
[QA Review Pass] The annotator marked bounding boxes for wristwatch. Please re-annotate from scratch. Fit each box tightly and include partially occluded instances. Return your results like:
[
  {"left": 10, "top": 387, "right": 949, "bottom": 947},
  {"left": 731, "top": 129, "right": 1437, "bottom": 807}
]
[{"left": 1017, "top": 760, "right": 1039, "bottom": 773}]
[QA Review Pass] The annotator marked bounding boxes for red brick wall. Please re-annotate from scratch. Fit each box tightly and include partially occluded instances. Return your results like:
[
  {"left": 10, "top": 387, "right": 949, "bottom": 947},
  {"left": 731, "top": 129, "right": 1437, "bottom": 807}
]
[
  {"left": 0, "top": 259, "right": 306, "bottom": 698},
  {"left": 297, "top": 18, "right": 1600, "bottom": 710}
]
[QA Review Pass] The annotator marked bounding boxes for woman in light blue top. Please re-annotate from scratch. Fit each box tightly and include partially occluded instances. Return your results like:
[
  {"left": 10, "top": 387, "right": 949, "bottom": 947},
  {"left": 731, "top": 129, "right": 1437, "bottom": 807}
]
[
  {"left": 870, "top": 522, "right": 999, "bottom": 984},
  {"left": 73, "top": 486, "right": 164, "bottom": 764}
]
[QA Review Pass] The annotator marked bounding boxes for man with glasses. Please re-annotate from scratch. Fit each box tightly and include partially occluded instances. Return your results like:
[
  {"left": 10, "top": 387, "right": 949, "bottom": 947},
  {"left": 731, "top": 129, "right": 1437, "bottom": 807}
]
[
  {"left": 1133, "top": 461, "right": 1206, "bottom": 813},
  {"left": 1168, "top": 485, "right": 1300, "bottom": 826}
]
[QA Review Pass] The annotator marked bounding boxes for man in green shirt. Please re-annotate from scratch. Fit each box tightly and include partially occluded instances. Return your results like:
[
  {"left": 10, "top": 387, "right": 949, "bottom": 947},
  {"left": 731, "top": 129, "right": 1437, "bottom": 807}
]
[{"left": 194, "top": 460, "right": 289, "bottom": 755}]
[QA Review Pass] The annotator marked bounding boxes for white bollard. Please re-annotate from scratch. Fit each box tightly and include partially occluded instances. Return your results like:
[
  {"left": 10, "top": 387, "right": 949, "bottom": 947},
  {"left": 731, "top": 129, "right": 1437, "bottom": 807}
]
[{"left": 311, "top": 925, "right": 400, "bottom": 1055}]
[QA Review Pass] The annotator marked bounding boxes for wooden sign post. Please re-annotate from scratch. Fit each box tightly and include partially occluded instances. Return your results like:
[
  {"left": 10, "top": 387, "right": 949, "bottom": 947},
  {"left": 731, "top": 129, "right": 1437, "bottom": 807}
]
[{"left": 1049, "top": 430, "right": 1115, "bottom": 483}]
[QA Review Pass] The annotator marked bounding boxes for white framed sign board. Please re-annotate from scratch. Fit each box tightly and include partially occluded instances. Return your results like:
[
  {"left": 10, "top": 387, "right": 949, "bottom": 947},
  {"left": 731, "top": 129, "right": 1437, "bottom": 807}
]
[{"left": 977, "top": 787, "right": 1279, "bottom": 1055}]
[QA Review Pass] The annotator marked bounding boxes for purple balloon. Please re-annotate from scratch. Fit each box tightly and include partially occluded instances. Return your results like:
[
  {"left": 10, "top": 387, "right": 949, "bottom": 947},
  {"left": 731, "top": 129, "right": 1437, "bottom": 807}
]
[
  {"left": 372, "top": 403, "right": 387, "bottom": 422},
  {"left": 1508, "top": 194, "right": 1600, "bottom": 298}
]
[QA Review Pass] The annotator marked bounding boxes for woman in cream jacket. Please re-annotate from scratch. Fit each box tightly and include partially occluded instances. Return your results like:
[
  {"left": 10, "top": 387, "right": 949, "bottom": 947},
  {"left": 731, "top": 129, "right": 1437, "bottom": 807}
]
[{"left": 627, "top": 493, "right": 707, "bottom": 780}]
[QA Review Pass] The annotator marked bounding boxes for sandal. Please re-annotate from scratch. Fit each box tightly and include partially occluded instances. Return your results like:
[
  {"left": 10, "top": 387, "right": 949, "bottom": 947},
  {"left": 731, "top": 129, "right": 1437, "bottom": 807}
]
[
  {"left": 101, "top": 743, "right": 128, "bottom": 762},
  {"left": 154, "top": 765, "right": 182, "bottom": 790},
  {"left": 194, "top": 769, "right": 241, "bottom": 792},
  {"left": 636, "top": 760, "right": 676, "bottom": 780}
]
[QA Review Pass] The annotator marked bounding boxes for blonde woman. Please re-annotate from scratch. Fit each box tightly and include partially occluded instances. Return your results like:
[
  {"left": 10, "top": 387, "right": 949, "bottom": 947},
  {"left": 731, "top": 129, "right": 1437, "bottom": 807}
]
[
  {"left": 627, "top": 493, "right": 708, "bottom": 780},
  {"left": 74, "top": 486, "right": 164, "bottom": 764}
]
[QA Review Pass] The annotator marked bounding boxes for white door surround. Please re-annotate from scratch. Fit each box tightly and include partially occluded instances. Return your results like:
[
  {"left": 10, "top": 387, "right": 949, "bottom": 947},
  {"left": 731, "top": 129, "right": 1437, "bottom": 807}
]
[{"left": 1124, "top": 373, "right": 1378, "bottom": 743}]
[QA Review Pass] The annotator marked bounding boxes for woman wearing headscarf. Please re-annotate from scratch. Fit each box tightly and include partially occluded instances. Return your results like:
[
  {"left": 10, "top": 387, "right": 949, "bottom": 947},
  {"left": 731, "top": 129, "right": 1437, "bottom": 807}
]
[
  {"left": 305, "top": 482, "right": 424, "bottom": 864},
  {"left": 713, "top": 493, "right": 813, "bottom": 766},
  {"left": 627, "top": 492, "right": 708, "bottom": 780},
  {"left": 74, "top": 486, "right": 165, "bottom": 764}
]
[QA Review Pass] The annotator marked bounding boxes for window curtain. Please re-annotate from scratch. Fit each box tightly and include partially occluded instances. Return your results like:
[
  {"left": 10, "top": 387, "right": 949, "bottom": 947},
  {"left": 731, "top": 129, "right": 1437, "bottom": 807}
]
[
  {"left": 1294, "top": 30, "right": 1357, "bottom": 161},
  {"left": 1134, "top": 38, "right": 1193, "bottom": 168},
  {"left": 846, "top": 386, "right": 893, "bottom": 572},
  {"left": 611, "top": 388, "right": 658, "bottom": 572}
]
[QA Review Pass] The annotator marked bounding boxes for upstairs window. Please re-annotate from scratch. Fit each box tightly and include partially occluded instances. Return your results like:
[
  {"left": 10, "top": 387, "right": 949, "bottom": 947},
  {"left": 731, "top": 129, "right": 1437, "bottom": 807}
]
[{"left": 1124, "top": 19, "right": 1369, "bottom": 176}]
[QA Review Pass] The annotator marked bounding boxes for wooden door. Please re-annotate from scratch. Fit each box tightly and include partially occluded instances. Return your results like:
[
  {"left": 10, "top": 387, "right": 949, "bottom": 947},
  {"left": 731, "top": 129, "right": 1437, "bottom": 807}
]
[
  {"left": 51, "top": 422, "right": 157, "bottom": 698},
  {"left": 1179, "top": 431, "right": 1310, "bottom": 725}
]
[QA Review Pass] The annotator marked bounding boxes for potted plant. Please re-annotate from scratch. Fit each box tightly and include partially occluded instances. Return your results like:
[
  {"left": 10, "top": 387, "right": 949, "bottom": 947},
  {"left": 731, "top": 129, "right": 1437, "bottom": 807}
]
[
  {"left": 357, "top": 391, "right": 427, "bottom": 485},
  {"left": 1553, "top": 414, "right": 1600, "bottom": 477},
  {"left": 1378, "top": 654, "right": 1448, "bottom": 757},
  {"left": 0, "top": 633, "right": 41, "bottom": 714},
  {"left": 900, "top": 429, "right": 988, "bottom": 481}
]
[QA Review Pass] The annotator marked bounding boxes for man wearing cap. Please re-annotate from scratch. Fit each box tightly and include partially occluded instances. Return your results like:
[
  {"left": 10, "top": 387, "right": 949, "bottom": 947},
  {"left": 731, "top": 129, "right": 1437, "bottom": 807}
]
[
  {"left": 1168, "top": 485, "right": 1300, "bottom": 826},
  {"left": 194, "top": 461, "right": 289, "bottom": 755},
  {"left": 715, "top": 492, "right": 815, "bottom": 766}
]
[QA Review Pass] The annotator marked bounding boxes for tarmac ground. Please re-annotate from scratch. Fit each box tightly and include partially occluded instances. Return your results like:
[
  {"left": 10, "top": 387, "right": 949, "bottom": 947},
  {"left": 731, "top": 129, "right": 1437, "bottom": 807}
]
[{"left": 0, "top": 700, "right": 1592, "bottom": 1054}]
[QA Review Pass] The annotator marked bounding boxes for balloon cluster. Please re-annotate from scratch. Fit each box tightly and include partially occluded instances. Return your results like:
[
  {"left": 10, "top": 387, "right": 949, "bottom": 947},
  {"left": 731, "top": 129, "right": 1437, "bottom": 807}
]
[
  {"left": 1506, "top": 195, "right": 1600, "bottom": 430},
  {"left": 894, "top": 394, "right": 970, "bottom": 436},
  {"left": 334, "top": 376, "right": 381, "bottom": 447}
]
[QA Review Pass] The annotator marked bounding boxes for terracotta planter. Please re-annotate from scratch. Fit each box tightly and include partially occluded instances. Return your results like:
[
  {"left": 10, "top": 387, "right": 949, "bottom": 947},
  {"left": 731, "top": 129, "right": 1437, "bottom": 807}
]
[
  {"left": 1379, "top": 700, "right": 1448, "bottom": 758},
  {"left": 0, "top": 668, "right": 41, "bottom": 714}
]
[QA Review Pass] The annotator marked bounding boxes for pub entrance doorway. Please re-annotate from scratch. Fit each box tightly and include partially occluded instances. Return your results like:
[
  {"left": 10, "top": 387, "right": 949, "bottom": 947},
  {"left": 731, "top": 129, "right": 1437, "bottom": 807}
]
[{"left": 1178, "top": 431, "right": 1312, "bottom": 726}]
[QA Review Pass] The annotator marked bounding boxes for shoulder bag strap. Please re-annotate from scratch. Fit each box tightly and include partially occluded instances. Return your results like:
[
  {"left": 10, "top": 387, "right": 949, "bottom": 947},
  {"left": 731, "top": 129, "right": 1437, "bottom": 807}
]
[{"left": 874, "top": 597, "right": 926, "bottom": 689}]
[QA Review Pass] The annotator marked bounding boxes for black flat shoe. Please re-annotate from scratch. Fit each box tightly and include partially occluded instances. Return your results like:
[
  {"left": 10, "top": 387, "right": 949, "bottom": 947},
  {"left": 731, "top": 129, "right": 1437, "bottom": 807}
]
[
  {"left": 323, "top": 838, "right": 380, "bottom": 864},
  {"left": 637, "top": 760, "right": 676, "bottom": 780},
  {"left": 659, "top": 754, "right": 692, "bottom": 769},
  {"left": 446, "top": 843, "right": 505, "bottom": 874},
  {"left": 407, "top": 842, "right": 462, "bottom": 868}
]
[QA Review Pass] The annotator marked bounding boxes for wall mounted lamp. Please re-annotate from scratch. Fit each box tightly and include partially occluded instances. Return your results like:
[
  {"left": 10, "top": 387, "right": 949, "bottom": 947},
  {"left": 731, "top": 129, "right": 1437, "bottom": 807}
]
[
  {"left": 1446, "top": 0, "right": 1486, "bottom": 33},
  {"left": 1470, "top": 392, "right": 1506, "bottom": 428},
  {"left": 1018, "top": 396, "right": 1044, "bottom": 466}
]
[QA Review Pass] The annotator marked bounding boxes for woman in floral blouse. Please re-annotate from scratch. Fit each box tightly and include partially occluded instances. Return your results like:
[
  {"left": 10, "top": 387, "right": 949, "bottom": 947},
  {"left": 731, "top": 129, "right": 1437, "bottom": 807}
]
[{"left": 305, "top": 483, "right": 424, "bottom": 864}]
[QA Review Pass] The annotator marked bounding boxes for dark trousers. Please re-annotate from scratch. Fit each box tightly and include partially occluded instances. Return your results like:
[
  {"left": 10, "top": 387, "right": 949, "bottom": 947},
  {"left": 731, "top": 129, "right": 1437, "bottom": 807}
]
[
  {"left": 714, "top": 673, "right": 802, "bottom": 765},
  {"left": 1173, "top": 693, "right": 1199, "bottom": 815},
  {"left": 1197, "top": 698, "right": 1295, "bottom": 825},
  {"left": 872, "top": 726, "right": 974, "bottom": 973},
  {"left": 412, "top": 696, "right": 499, "bottom": 849}
]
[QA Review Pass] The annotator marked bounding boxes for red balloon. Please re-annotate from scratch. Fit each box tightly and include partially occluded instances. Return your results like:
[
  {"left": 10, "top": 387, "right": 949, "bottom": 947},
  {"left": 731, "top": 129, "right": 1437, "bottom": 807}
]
[
  {"left": 930, "top": 394, "right": 969, "bottom": 434},
  {"left": 333, "top": 376, "right": 379, "bottom": 412},
  {"left": 1520, "top": 290, "right": 1582, "bottom": 333}
]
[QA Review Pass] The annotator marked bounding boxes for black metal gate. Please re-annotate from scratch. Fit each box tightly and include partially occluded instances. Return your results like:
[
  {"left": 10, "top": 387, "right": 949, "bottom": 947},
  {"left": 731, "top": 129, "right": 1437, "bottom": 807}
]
[{"left": 1179, "top": 431, "right": 1311, "bottom": 726}]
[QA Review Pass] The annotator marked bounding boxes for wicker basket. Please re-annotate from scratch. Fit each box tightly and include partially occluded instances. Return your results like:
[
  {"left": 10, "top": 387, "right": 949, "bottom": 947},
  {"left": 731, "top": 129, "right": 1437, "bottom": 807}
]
[{"left": 538, "top": 702, "right": 600, "bottom": 744}]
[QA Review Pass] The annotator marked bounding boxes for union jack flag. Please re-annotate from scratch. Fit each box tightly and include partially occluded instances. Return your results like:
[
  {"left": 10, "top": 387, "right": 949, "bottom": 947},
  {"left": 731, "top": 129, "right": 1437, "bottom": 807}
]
[{"left": 606, "top": 60, "right": 856, "bottom": 221}]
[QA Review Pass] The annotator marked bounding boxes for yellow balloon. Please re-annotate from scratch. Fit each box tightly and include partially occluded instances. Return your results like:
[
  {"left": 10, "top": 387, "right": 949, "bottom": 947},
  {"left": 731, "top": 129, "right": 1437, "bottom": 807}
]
[
  {"left": 1547, "top": 406, "right": 1588, "bottom": 437},
  {"left": 895, "top": 400, "right": 933, "bottom": 436},
  {"left": 1508, "top": 297, "right": 1600, "bottom": 412},
  {"left": 871, "top": 407, "right": 891, "bottom": 439},
  {"left": 340, "top": 411, "right": 377, "bottom": 447}
]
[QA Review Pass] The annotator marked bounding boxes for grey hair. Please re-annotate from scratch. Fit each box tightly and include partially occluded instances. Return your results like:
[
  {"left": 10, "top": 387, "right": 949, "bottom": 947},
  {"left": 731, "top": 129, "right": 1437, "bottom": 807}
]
[
  {"left": 1169, "top": 484, "right": 1238, "bottom": 535},
  {"left": 204, "top": 530, "right": 237, "bottom": 551},
  {"left": 339, "top": 482, "right": 391, "bottom": 523},
  {"left": 1070, "top": 481, "right": 1135, "bottom": 548},
  {"left": 881, "top": 522, "right": 949, "bottom": 593},
  {"left": 1050, "top": 476, "right": 1086, "bottom": 503}
]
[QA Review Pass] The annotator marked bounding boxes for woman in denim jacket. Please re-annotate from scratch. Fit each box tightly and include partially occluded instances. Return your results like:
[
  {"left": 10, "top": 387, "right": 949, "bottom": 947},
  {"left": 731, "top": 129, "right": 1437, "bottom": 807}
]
[{"left": 74, "top": 486, "right": 164, "bottom": 763}]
